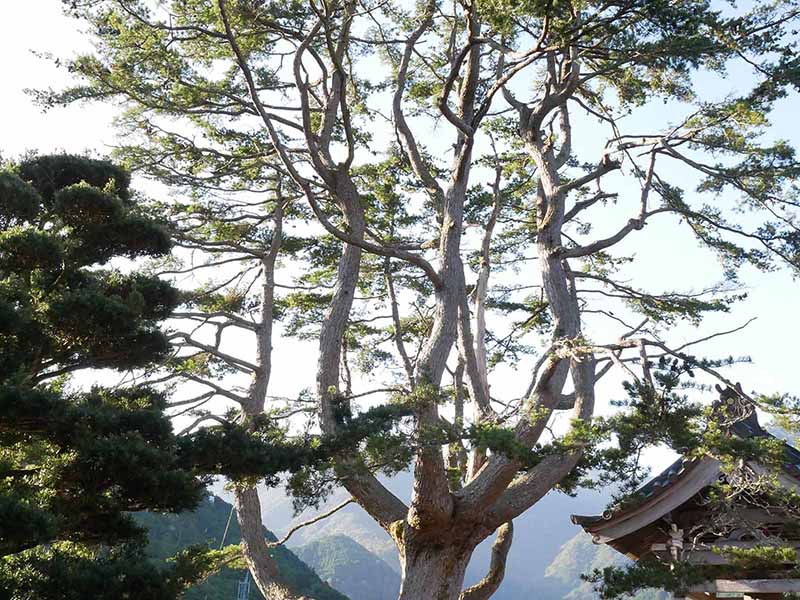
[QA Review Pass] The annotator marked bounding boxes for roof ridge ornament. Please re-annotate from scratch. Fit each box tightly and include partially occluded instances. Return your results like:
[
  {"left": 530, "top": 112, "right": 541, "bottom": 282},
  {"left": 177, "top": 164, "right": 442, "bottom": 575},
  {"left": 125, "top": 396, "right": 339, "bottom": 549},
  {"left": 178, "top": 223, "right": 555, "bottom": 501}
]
[{"left": 713, "top": 383, "right": 761, "bottom": 434}]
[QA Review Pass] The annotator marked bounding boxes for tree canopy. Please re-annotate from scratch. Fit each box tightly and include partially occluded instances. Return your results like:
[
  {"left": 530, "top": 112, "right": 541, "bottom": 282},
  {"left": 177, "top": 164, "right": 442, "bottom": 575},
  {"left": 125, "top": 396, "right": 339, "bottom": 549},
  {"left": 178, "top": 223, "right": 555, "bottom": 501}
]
[
  {"left": 0, "top": 154, "right": 219, "bottom": 598},
  {"left": 0, "top": 153, "right": 415, "bottom": 599},
  {"left": 36, "top": 0, "right": 800, "bottom": 598}
]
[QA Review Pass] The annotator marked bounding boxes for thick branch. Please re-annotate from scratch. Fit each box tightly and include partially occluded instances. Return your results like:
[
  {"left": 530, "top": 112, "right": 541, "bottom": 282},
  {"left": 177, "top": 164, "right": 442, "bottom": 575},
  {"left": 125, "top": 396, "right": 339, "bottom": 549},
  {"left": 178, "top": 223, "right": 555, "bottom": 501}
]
[
  {"left": 559, "top": 207, "right": 671, "bottom": 259},
  {"left": 459, "top": 521, "right": 513, "bottom": 600},
  {"left": 392, "top": 0, "right": 444, "bottom": 203},
  {"left": 235, "top": 487, "right": 308, "bottom": 600}
]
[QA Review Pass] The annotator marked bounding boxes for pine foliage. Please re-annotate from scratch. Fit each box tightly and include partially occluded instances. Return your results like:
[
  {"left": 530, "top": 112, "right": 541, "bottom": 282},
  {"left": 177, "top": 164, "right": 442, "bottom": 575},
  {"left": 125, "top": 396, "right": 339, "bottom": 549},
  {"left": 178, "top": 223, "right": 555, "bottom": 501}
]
[{"left": 0, "top": 155, "right": 213, "bottom": 599}]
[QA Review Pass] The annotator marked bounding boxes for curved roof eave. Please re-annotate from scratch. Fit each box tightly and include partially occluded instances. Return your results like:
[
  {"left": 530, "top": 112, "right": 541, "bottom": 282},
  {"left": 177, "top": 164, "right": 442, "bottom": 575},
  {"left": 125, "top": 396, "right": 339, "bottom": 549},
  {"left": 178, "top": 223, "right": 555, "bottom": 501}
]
[{"left": 571, "top": 456, "right": 721, "bottom": 544}]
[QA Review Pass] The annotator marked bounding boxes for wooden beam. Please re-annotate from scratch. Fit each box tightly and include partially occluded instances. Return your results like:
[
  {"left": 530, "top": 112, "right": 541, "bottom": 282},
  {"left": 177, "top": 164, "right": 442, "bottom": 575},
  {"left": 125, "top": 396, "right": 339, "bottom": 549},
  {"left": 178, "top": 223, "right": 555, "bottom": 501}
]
[
  {"left": 688, "top": 579, "right": 800, "bottom": 594},
  {"left": 652, "top": 542, "right": 800, "bottom": 566}
]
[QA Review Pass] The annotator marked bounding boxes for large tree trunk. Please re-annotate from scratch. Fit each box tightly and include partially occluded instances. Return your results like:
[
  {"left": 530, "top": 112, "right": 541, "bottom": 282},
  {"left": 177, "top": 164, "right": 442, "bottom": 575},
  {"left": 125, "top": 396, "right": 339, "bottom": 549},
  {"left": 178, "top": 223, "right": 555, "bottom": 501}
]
[
  {"left": 397, "top": 541, "right": 472, "bottom": 600},
  {"left": 393, "top": 520, "right": 509, "bottom": 600},
  {"left": 232, "top": 202, "right": 301, "bottom": 599},
  {"left": 234, "top": 486, "right": 304, "bottom": 599}
]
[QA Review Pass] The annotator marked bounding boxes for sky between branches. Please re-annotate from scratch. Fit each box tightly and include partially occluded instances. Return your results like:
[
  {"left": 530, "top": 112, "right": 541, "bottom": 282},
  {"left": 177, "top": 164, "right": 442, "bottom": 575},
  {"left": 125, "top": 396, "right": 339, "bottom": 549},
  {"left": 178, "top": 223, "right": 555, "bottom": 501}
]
[{"left": 2, "top": 0, "right": 800, "bottom": 477}]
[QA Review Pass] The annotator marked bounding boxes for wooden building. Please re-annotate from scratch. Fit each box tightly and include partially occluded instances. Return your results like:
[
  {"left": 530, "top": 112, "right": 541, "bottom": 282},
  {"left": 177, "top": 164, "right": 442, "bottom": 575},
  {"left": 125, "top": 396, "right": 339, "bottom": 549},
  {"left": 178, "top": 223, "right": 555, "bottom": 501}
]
[{"left": 572, "top": 387, "right": 800, "bottom": 599}]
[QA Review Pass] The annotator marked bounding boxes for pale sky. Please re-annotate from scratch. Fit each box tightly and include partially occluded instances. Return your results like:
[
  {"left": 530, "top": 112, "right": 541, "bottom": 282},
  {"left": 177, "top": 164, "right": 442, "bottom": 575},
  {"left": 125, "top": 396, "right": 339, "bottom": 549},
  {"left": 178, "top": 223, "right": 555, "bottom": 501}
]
[{"left": 2, "top": 1, "right": 799, "bottom": 478}]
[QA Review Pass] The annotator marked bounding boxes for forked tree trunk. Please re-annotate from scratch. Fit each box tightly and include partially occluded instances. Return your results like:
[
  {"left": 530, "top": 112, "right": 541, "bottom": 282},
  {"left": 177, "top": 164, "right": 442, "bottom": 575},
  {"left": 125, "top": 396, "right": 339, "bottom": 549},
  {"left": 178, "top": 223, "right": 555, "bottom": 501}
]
[{"left": 397, "top": 541, "right": 473, "bottom": 600}]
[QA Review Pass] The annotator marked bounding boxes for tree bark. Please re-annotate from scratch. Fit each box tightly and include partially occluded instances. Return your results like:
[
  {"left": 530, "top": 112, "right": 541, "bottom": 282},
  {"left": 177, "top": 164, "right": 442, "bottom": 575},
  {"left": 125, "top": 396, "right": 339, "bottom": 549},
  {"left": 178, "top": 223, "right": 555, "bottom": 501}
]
[
  {"left": 231, "top": 201, "right": 304, "bottom": 599},
  {"left": 460, "top": 522, "right": 513, "bottom": 600},
  {"left": 235, "top": 486, "right": 305, "bottom": 600},
  {"left": 316, "top": 176, "right": 409, "bottom": 530},
  {"left": 397, "top": 541, "right": 473, "bottom": 600}
]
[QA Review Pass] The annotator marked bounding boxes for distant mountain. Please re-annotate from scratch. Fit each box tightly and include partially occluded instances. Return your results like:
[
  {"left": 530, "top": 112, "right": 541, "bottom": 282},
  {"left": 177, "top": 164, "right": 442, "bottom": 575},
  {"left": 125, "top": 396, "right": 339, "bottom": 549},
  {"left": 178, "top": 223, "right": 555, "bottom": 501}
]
[
  {"left": 284, "top": 502, "right": 400, "bottom": 570},
  {"left": 210, "top": 473, "right": 664, "bottom": 599},
  {"left": 543, "top": 531, "right": 668, "bottom": 600},
  {"left": 543, "top": 531, "right": 625, "bottom": 599},
  {"left": 133, "top": 495, "right": 347, "bottom": 600},
  {"left": 295, "top": 535, "right": 400, "bottom": 600},
  {"left": 211, "top": 473, "right": 410, "bottom": 570},
  {"left": 463, "top": 487, "right": 611, "bottom": 599}
]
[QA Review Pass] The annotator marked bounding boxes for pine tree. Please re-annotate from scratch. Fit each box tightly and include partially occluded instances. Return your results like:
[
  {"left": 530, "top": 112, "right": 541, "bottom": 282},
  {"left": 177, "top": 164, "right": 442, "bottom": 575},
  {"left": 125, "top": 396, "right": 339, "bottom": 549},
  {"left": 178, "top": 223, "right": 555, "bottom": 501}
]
[
  {"left": 0, "top": 154, "right": 416, "bottom": 599},
  {"left": 44, "top": 2, "right": 800, "bottom": 598},
  {"left": 0, "top": 154, "right": 225, "bottom": 599}
]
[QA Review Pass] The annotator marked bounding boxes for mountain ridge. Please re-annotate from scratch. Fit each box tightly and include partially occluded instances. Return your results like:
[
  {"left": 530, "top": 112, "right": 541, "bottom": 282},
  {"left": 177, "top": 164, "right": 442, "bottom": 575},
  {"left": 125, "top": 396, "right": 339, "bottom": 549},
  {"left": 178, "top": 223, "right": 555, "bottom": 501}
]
[
  {"left": 295, "top": 534, "right": 400, "bottom": 600},
  {"left": 208, "top": 474, "right": 670, "bottom": 599},
  {"left": 133, "top": 495, "right": 348, "bottom": 600}
]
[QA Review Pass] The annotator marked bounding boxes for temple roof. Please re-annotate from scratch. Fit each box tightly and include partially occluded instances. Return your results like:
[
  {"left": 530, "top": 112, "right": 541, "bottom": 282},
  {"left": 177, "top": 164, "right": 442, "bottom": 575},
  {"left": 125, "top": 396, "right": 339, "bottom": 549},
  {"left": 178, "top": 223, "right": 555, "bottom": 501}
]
[
  {"left": 571, "top": 456, "right": 694, "bottom": 529},
  {"left": 571, "top": 387, "right": 800, "bottom": 551}
]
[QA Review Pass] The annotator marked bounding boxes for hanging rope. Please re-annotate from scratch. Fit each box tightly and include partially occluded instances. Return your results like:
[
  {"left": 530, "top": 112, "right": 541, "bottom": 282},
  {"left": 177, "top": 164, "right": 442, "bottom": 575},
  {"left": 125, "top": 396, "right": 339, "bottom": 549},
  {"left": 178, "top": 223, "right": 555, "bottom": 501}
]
[
  {"left": 205, "top": 501, "right": 234, "bottom": 600},
  {"left": 220, "top": 502, "right": 235, "bottom": 550}
]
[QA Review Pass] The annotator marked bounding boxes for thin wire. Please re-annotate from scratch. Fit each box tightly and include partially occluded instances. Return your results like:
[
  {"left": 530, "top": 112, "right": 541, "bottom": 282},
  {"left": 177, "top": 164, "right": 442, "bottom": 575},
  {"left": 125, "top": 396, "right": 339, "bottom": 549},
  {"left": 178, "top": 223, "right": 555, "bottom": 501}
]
[{"left": 220, "top": 502, "right": 235, "bottom": 549}]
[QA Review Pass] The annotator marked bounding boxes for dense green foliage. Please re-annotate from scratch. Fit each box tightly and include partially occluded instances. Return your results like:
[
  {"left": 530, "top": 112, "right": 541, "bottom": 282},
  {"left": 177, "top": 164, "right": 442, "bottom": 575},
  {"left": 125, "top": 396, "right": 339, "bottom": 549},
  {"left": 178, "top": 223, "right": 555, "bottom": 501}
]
[
  {"left": 135, "top": 495, "right": 347, "bottom": 600},
  {"left": 177, "top": 403, "right": 414, "bottom": 495},
  {"left": 0, "top": 154, "right": 216, "bottom": 599},
  {"left": 36, "top": 0, "right": 800, "bottom": 597},
  {"left": 0, "top": 154, "right": 422, "bottom": 598}
]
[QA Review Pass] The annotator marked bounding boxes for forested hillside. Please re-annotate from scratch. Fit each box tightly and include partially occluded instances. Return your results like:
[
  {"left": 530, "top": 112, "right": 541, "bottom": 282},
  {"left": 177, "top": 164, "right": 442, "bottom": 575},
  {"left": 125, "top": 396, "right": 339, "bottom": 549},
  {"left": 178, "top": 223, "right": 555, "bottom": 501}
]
[
  {"left": 544, "top": 533, "right": 667, "bottom": 600},
  {"left": 295, "top": 535, "right": 400, "bottom": 600},
  {"left": 133, "top": 496, "right": 347, "bottom": 600}
]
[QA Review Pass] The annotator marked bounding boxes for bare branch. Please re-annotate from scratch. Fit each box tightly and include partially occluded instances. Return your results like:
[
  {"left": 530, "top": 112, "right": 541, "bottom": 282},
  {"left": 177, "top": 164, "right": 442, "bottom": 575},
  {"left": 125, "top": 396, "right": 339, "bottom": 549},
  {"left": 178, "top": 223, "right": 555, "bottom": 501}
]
[
  {"left": 559, "top": 207, "right": 672, "bottom": 259},
  {"left": 267, "top": 498, "right": 355, "bottom": 548}
]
